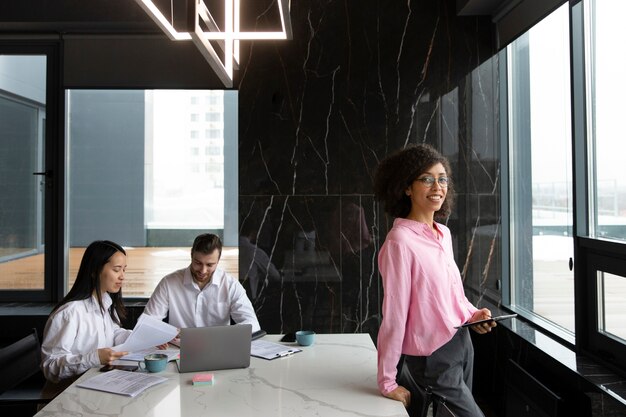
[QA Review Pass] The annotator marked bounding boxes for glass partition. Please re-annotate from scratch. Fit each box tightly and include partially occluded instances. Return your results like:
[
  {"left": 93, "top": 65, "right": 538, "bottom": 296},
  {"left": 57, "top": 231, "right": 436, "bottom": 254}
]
[
  {"left": 65, "top": 90, "right": 237, "bottom": 297},
  {"left": 0, "top": 55, "right": 46, "bottom": 291}
]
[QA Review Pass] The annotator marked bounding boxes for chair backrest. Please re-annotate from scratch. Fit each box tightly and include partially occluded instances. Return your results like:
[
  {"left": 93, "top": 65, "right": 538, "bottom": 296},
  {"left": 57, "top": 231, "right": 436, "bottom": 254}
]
[{"left": 0, "top": 329, "right": 41, "bottom": 394}]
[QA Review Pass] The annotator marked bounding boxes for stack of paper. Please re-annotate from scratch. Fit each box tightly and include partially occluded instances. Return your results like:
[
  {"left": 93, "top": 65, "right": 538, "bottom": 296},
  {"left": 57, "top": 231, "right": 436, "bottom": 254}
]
[
  {"left": 116, "top": 348, "right": 179, "bottom": 363},
  {"left": 113, "top": 314, "right": 178, "bottom": 353},
  {"left": 77, "top": 369, "right": 167, "bottom": 397}
]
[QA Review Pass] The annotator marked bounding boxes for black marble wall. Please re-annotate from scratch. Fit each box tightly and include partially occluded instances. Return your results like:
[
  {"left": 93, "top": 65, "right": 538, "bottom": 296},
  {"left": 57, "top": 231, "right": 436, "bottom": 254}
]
[{"left": 237, "top": 0, "right": 500, "bottom": 337}]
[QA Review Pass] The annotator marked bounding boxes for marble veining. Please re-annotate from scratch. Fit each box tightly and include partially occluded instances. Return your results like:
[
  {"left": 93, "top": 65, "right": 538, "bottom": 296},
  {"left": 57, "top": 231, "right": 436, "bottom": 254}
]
[
  {"left": 34, "top": 334, "right": 407, "bottom": 417},
  {"left": 238, "top": 0, "right": 498, "bottom": 343}
]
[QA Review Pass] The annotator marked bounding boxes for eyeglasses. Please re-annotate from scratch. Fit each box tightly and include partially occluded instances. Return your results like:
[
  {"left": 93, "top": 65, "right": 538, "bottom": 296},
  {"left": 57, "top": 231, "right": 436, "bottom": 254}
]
[{"left": 415, "top": 176, "right": 449, "bottom": 188}]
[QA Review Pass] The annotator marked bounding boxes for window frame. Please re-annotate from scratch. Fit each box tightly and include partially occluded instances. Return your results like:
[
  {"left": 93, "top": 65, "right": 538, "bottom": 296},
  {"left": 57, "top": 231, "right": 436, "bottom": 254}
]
[
  {"left": 576, "top": 237, "right": 626, "bottom": 372},
  {"left": 0, "top": 42, "right": 65, "bottom": 303},
  {"left": 501, "top": 0, "right": 626, "bottom": 375}
]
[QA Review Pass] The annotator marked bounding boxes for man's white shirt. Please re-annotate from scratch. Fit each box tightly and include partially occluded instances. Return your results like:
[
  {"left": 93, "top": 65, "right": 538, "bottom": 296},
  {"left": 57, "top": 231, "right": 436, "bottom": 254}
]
[{"left": 144, "top": 266, "right": 260, "bottom": 331}]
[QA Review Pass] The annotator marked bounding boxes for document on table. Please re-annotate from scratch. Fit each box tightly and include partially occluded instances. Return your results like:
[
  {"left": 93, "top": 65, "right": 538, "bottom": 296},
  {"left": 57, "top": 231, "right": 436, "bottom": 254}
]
[
  {"left": 76, "top": 369, "right": 167, "bottom": 397},
  {"left": 251, "top": 340, "right": 301, "bottom": 360},
  {"left": 115, "top": 348, "right": 180, "bottom": 363},
  {"left": 113, "top": 314, "right": 178, "bottom": 353}
]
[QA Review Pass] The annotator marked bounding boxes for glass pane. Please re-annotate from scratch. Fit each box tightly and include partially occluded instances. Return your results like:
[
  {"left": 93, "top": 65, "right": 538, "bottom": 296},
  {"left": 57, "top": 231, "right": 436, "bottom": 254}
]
[
  {"left": 508, "top": 5, "right": 575, "bottom": 332},
  {"left": 147, "top": 90, "right": 224, "bottom": 229},
  {"left": 598, "top": 271, "right": 626, "bottom": 342},
  {"left": 66, "top": 90, "right": 234, "bottom": 297},
  {"left": 586, "top": 0, "right": 626, "bottom": 241},
  {"left": 0, "top": 55, "right": 46, "bottom": 291}
]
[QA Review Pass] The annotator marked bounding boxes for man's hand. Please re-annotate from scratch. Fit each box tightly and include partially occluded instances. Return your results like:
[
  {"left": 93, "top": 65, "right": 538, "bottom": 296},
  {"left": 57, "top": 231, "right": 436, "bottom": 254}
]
[
  {"left": 469, "top": 308, "right": 496, "bottom": 334},
  {"left": 97, "top": 348, "right": 129, "bottom": 365},
  {"left": 384, "top": 385, "right": 411, "bottom": 408}
]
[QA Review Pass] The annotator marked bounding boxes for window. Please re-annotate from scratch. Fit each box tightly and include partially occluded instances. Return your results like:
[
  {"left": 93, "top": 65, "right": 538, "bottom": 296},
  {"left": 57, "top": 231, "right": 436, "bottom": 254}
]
[
  {"left": 506, "top": 3, "right": 575, "bottom": 336},
  {"left": 584, "top": 0, "right": 626, "bottom": 241},
  {"left": 65, "top": 90, "right": 237, "bottom": 297},
  {"left": 205, "top": 129, "right": 222, "bottom": 139},
  {"left": 205, "top": 95, "right": 220, "bottom": 106},
  {"left": 597, "top": 271, "right": 626, "bottom": 342},
  {"left": 205, "top": 112, "right": 221, "bottom": 122},
  {"left": 0, "top": 56, "right": 46, "bottom": 293},
  {"left": 576, "top": 0, "right": 626, "bottom": 371},
  {"left": 503, "top": 0, "right": 626, "bottom": 372},
  {"left": 0, "top": 48, "right": 62, "bottom": 303},
  {"left": 581, "top": 242, "right": 626, "bottom": 371}
]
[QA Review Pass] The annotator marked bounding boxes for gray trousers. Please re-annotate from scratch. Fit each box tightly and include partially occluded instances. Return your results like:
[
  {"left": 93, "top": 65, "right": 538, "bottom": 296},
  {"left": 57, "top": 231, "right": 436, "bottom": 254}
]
[{"left": 398, "top": 328, "right": 485, "bottom": 417}]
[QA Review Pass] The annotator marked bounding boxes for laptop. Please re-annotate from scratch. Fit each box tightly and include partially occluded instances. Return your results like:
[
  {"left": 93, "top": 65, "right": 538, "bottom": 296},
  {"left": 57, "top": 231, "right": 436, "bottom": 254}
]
[{"left": 177, "top": 324, "right": 252, "bottom": 373}]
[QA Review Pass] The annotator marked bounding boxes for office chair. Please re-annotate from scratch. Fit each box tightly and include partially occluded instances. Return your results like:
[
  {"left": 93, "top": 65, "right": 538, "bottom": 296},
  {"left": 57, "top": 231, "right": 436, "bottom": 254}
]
[{"left": 0, "top": 328, "right": 52, "bottom": 416}]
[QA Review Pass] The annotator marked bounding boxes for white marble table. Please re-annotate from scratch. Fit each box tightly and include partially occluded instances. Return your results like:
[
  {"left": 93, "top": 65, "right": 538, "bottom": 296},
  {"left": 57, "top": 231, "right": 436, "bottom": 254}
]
[{"left": 35, "top": 334, "right": 407, "bottom": 417}]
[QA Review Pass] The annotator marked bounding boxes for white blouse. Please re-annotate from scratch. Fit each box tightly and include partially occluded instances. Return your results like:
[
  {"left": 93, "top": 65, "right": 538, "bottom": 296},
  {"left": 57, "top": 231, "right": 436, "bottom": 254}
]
[{"left": 41, "top": 293, "right": 131, "bottom": 383}]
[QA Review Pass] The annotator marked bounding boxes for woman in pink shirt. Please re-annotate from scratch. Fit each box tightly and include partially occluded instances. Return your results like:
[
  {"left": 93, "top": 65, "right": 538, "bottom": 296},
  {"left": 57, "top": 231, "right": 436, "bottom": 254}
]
[{"left": 373, "top": 144, "right": 495, "bottom": 417}]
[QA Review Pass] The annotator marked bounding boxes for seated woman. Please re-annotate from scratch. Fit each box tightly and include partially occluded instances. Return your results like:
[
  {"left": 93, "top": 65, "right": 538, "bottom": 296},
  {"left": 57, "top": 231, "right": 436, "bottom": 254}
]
[{"left": 41, "top": 240, "right": 131, "bottom": 385}]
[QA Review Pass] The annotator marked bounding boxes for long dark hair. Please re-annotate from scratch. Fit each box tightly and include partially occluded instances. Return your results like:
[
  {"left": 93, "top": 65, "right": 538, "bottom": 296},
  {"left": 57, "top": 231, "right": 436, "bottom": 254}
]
[
  {"left": 51, "top": 240, "right": 127, "bottom": 325},
  {"left": 373, "top": 143, "right": 455, "bottom": 220}
]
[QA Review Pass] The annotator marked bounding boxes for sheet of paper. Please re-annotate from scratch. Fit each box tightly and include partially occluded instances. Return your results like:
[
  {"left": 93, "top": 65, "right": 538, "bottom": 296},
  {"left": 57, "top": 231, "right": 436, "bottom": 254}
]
[
  {"left": 77, "top": 369, "right": 167, "bottom": 397},
  {"left": 251, "top": 340, "right": 301, "bottom": 360},
  {"left": 114, "top": 348, "right": 179, "bottom": 363},
  {"left": 113, "top": 314, "right": 178, "bottom": 353}
]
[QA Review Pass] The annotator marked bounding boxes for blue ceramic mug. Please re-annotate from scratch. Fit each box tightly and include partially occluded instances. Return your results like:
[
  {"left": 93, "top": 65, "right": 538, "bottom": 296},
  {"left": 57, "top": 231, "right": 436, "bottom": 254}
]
[
  {"left": 139, "top": 353, "right": 168, "bottom": 373},
  {"left": 295, "top": 330, "right": 315, "bottom": 346}
]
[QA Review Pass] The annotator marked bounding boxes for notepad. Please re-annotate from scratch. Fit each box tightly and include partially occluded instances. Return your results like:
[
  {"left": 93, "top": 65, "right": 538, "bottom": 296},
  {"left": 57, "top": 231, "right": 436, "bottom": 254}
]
[{"left": 251, "top": 340, "right": 301, "bottom": 360}]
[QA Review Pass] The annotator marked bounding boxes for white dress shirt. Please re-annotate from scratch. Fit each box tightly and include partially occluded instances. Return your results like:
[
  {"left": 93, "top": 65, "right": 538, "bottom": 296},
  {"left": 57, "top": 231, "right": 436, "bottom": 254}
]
[
  {"left": 143, "top": 266, "right": 260, "bottom": 332},
  {"left": 41, "top": 293, "right": 132, "bottom": 383}
]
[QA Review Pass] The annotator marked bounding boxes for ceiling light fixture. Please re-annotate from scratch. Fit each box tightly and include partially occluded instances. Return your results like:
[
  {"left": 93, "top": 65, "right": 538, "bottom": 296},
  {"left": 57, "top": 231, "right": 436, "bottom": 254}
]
[{"left": 134, "top": 0, "right": 292, "bottom": 87}]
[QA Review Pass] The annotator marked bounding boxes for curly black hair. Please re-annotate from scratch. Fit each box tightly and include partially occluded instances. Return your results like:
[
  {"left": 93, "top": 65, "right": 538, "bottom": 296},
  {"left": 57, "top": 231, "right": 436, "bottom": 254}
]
[{"left": 373, "top": 143, "right": 454, "bottom": 220}]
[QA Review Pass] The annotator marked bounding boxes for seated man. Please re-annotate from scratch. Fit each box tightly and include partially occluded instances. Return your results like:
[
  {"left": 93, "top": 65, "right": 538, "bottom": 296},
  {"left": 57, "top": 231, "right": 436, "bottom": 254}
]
[{"left": 144, "top": 233, "right": 260, "bottom": 332}]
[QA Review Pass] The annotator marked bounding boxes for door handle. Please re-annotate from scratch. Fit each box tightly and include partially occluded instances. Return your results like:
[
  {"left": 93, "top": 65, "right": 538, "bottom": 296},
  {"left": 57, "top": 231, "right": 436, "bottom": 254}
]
[
  {"left": 32, "top": 170, "right": 52, "bottom": 178},
  {"left": 568, "top": 257, "right": 574, "bottom": 271}
]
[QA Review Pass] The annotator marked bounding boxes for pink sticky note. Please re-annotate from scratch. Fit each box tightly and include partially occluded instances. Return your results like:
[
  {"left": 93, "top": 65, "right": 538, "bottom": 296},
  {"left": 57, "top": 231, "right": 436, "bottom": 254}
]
[{"left": 192, "top": 373, "right": 214, "bottom": 385}]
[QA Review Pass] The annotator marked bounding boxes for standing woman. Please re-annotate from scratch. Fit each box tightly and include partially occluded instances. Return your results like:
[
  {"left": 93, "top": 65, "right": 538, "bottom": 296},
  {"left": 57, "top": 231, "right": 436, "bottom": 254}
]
[
  {"left": 41, "top": 240, "right": 131, "bottom": 386},
  {"left": 373, "top": 144, "right": 494, "bottom": 417}
]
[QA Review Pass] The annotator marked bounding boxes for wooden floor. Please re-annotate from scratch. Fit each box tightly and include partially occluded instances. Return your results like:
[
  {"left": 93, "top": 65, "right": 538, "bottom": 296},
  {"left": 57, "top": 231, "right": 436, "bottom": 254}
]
[{"left": 0, "top": 247, "right": 239, "bottom": 298}]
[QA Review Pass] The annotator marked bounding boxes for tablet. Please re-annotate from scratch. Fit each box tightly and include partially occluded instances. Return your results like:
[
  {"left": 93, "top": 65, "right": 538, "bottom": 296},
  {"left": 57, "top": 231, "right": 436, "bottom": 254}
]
[{"left": 455, "top": 313, "right": 518, "bottom": 329}]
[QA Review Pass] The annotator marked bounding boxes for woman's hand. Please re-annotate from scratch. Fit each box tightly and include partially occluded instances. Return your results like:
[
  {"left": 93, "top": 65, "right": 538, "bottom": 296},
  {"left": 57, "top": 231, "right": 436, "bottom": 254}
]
[
  {"left": 97, "top": 348, "right": 129, "bottom": 365},
  {"left": 469, "top": 308, "right": 496, "bottom": 334},
  {"left": 384, "top": 385, "right": 411, "bottom": 408}
]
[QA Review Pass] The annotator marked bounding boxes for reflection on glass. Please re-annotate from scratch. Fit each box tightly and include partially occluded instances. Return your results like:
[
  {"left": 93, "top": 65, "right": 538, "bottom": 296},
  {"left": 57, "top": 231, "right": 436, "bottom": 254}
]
[
  {"left": 597, "top": 271, "right": 626, "bottom": 342},
  {"left": 587, "top": 0, "right": 626, "bottom": 241},
  {"left": 0, "top": 55, "right": 46, "bottom": 291},
  {"left": 508, "top": 4, "right": 575, "bottom": 332}
]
